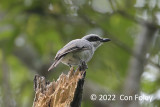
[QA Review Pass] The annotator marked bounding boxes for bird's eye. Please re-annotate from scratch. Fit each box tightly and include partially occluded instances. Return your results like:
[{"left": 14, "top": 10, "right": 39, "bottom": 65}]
[
  {"left": 89, "top": 37, "right": 100, "bottom": 41},
  {"left": 92, "top": 37, "right": 97, "bottom": 41}
]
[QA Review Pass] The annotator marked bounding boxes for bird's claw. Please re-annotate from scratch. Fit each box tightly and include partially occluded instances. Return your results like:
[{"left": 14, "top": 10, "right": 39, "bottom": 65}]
[{"left": 79, "top": 61, "right": 88, "bottom": 71}]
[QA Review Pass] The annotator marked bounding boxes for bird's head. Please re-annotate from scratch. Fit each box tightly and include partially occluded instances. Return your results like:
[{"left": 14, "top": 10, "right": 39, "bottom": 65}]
[{"left": 82, "top": 34, "right": 111, "bottom": 51}]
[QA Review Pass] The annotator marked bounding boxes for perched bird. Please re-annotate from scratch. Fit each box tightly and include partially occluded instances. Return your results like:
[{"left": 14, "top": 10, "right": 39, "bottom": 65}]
[{"left": 48, "top": 34, "right": 110, "bottom": 71}]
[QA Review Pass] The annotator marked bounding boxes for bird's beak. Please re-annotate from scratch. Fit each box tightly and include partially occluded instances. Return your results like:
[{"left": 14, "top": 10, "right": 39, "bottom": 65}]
[{"left": 100, "top": 38, "right": 111, "bottom": 42}]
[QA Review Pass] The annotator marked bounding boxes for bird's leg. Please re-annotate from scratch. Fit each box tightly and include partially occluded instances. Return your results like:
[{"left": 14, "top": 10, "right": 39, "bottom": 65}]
[{"left": 79, "top": 61, "right": 88, "bottom": 71}]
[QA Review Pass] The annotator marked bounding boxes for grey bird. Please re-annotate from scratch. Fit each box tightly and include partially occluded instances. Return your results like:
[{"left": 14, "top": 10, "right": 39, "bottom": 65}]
[{"left": 48, "top": 34, "right": 110, "bottom": 71}]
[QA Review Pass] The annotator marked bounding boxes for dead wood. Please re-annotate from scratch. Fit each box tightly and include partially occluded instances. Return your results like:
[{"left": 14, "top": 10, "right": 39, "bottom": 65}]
[{"left": 33, "top": 67, "right": 86, "bottom": 107}]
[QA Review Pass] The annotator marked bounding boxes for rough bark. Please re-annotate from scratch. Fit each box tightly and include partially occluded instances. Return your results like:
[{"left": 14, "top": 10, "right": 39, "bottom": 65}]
[{"left": 33, "top": 67, "right": 86, "bottom": 107}]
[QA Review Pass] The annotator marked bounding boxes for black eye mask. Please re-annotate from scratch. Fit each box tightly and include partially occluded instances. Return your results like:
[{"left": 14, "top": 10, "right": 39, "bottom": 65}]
[{"left": 87, "top": 36, "right": 101, "bottom": 42}]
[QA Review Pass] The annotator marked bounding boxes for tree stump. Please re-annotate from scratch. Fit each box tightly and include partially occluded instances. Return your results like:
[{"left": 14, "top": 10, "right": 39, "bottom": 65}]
[{"left": 33, "top": 67, "right": 86, "bottom": 107}]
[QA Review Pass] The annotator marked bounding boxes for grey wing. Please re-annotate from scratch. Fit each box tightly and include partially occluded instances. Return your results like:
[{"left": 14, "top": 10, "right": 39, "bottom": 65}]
[{"left": 48, "top": 39, "right": 91, "bottom": 71}]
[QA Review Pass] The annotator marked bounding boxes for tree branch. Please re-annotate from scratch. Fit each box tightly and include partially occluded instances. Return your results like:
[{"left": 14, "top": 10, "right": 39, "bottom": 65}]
[{"left": 120, "top": 23, "right": 157, "bottom": 107}]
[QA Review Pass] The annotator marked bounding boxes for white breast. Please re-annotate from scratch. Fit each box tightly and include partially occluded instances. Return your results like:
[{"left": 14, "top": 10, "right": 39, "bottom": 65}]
[{"left": 61, "top": 49, "right": 93, "bottom": 66}]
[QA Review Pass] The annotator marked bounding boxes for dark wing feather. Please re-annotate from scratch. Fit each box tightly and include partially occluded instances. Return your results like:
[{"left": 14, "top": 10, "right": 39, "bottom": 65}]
[
  {"left": 55, "top": 46, "right": 88, "bottom": 60},
  {"left": 48, "top": 39, "right": 90, "bottom": 71}
]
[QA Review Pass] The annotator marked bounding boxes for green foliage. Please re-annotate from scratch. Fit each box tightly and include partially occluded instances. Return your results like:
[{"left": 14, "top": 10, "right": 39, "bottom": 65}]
[{"left": 0, "top": 0, "right": 159, "bottom": 107}]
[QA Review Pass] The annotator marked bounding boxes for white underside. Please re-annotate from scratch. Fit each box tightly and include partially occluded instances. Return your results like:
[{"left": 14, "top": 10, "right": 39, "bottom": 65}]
[{"left": 61, "top": 50, "right": 93, "bottom": 66}]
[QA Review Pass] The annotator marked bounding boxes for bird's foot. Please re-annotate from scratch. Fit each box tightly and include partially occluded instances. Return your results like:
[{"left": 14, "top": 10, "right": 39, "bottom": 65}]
[{"left": 79, "top": 61, "right": 88, "bottom": 71}]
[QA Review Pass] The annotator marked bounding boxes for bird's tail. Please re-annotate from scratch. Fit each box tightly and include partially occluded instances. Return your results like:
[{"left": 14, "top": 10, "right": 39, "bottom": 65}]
[{"left": 48, "top": 58, "right": 62, "bottom": 71}]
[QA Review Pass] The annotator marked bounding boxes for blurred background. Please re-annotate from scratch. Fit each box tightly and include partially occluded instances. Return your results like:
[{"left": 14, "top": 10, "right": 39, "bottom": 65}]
[{"left": 0, "top": 0, "right": 160, "bottom": 107}]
